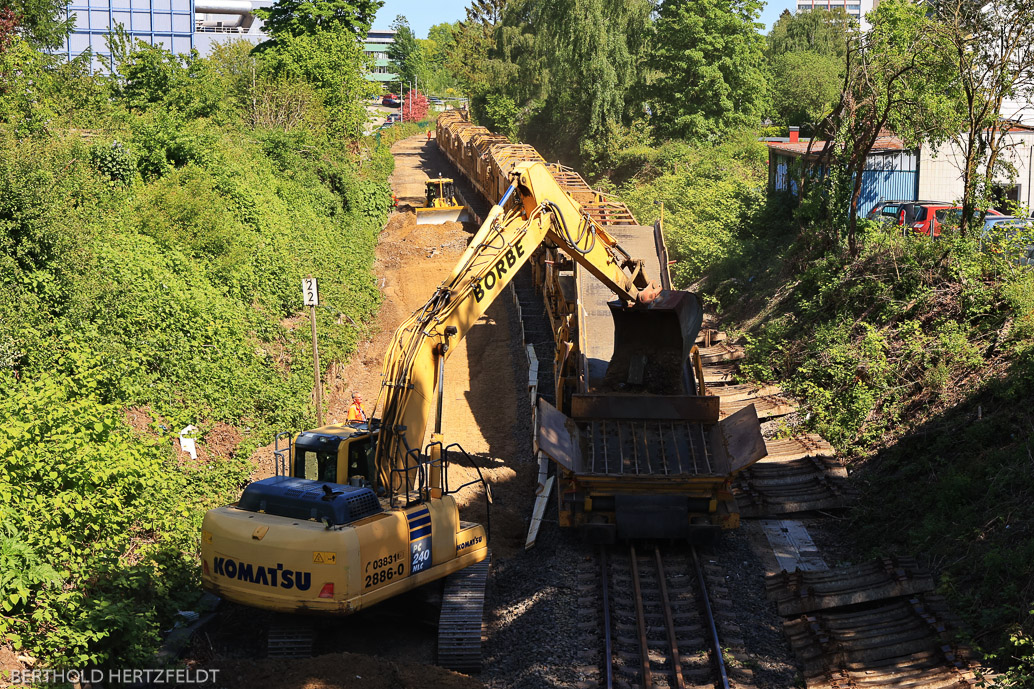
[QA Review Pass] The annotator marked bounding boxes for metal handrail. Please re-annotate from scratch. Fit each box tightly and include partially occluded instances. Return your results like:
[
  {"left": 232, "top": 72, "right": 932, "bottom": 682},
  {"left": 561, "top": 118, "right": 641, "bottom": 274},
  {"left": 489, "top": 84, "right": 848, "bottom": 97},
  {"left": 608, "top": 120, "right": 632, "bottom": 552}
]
[
  {"left": 273, "top": 431, "right": 292, "bottom": 477},
  {"left": 441, "top": 442, "right": 492, "bottom": 542},
  {"left": 388, "top": 440, "right": 426, "bottom": 509}
]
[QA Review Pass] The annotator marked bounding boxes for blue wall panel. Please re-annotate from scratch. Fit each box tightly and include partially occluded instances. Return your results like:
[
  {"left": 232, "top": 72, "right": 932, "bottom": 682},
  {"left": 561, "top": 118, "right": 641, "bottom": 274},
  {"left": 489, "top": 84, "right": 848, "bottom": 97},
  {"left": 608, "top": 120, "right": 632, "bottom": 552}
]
[
  {"left": 61, "top": 0, "right": 194, "bottom": 72},
  {"left": 858, "top": 170, "right": 919, "bottom": 217}
]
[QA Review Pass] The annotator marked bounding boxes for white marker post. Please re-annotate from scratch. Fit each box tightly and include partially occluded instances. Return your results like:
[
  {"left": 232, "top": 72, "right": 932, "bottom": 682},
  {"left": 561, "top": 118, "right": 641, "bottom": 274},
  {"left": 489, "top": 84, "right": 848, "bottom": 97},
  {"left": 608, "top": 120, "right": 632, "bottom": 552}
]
[{"left": 302, "top": 277, "right": 323, "bottom": 427}]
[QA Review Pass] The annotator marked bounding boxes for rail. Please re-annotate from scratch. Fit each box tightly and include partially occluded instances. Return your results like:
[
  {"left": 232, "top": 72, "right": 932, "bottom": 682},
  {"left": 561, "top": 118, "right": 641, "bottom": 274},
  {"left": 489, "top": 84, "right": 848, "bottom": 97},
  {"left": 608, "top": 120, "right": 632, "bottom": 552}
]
[{"left": 599, "top": 544, "right": 729, "bottom": 689}]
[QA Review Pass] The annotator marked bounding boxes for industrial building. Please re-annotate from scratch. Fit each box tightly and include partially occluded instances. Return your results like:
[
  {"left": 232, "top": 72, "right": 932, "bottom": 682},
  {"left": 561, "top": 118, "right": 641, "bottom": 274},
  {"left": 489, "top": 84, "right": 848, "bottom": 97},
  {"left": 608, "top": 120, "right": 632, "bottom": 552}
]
[
  {"left": 795, "top": 0, "right": 876, "bottom": 30},
  {"left": 60, "top": 0, "right": 394, "bottom": 80},
  {"left": 767, "top": 128, "right": 918, "bottom": 216}
]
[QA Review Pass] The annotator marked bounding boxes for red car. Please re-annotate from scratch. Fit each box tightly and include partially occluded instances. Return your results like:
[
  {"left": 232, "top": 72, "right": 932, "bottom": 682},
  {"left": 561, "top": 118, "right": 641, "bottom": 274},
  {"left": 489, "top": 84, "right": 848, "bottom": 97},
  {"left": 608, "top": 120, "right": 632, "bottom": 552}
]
[{"left": 908, "top": 204, "right": 1003, "bottom": 237}]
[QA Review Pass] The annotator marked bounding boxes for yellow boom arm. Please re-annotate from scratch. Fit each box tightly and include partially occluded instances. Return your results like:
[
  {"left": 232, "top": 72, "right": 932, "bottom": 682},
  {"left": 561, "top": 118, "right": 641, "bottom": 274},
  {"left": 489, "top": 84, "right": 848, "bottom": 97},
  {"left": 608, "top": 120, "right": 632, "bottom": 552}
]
[{"left": 373, "top": 162, "right": 661, "bottom": 493}]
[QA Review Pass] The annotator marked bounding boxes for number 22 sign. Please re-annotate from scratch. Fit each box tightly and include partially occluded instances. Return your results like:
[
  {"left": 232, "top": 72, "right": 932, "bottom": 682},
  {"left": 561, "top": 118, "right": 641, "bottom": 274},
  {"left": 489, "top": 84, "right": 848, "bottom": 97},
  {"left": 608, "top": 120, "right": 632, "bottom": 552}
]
[{"left": 302, "top": 277, "right": 319, "bottom": 307}]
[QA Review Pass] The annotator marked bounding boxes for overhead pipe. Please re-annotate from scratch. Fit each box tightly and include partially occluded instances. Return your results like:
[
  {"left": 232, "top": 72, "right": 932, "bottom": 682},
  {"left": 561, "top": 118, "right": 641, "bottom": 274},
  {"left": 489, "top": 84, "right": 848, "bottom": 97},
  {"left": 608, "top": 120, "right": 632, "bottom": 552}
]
[{"left": 194, "top": 0, "right": 253, "bottom": 15}]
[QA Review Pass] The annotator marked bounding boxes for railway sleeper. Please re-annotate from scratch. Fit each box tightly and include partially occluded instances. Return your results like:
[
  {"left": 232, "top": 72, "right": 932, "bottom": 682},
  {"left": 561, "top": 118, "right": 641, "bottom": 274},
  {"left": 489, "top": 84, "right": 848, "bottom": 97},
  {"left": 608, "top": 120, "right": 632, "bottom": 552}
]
[
  {"left": 822, "top": 651, "right": 975, "bottom": 679},
  {"left": 805, "top": 661, "right": 975, "bottom": 688},
  {"left": 796, "top": 636, "right": 955, "bottom": 676}
]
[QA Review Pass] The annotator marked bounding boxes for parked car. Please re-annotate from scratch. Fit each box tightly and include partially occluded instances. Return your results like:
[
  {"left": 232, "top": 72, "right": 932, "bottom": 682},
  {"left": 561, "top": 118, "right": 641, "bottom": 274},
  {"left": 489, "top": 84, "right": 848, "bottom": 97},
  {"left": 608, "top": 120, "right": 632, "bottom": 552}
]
[
  {"left": 980, "top": 219, "right": 1034, "bottom": 266},
  {"left": 866, "top": 200, "right": 950, "bottom": 227},
  {"left": 381, "top": 94, "right": 400, "bottom": 108},
  {"left": 385, "top": 113, "right": 402, "bottom": 124},
  {"left": 983, "top": 215, "right": 1023, "bottom": 230},
  {"left": 908, "top": 204, "right": 1003, "bottom": 237}
]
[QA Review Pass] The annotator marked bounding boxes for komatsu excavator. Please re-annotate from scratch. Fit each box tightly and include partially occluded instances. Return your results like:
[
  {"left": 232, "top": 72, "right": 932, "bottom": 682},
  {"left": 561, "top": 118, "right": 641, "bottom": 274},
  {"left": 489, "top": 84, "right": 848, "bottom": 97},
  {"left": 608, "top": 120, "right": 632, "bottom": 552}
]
[{"left": 199, "top": 161, "right": 701, "bottom": 661}]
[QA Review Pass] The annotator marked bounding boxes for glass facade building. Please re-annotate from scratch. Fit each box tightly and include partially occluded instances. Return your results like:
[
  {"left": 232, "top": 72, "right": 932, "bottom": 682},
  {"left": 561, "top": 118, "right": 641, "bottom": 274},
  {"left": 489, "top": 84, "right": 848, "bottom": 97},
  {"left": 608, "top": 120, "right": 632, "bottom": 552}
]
[{"left": 62, "top": 0, "right": 194, "bottom": 71}]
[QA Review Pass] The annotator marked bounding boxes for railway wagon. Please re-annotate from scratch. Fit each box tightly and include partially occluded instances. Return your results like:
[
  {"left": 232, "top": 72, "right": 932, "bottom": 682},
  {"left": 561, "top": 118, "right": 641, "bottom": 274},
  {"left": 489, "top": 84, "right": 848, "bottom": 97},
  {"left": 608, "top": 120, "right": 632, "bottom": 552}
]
[{"left": 434, "top": 111, "right": 767, "bottom": 541}]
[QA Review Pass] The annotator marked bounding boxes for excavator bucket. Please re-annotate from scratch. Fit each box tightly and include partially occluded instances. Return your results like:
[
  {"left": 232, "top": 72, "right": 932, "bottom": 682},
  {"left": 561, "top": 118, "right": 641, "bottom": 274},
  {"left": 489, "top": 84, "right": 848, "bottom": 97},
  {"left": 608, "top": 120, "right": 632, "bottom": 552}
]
[
  {"left": 603, "top": 290, "right": 703, "bottom": 394},
  {"left": 415, "top": 205, "right": 471, "bottom": 225}
]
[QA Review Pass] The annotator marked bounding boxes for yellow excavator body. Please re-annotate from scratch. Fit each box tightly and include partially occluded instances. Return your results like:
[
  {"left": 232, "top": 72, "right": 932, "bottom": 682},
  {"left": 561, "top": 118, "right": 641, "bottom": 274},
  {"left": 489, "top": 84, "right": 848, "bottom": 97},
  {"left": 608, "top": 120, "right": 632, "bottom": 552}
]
[
  {"left": 415, "top": 177, "right": 471, "bottom": 225},
  {"left": 200, "top": 420, "right": 488, "bottom": 615},
  {"left": 201, "top": 492, "right": 486, "bottom": 615}
]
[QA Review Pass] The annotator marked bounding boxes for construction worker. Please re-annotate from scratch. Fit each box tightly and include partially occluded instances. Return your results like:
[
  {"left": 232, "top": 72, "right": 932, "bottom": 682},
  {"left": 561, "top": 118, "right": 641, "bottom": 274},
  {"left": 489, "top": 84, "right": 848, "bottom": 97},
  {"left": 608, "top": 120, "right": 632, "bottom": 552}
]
[
  {"left": 426, "top": 130, "right": 431, "bottom": 141},
  {"left": 346, "top": 391, "right": 367, "bottom": 425}
]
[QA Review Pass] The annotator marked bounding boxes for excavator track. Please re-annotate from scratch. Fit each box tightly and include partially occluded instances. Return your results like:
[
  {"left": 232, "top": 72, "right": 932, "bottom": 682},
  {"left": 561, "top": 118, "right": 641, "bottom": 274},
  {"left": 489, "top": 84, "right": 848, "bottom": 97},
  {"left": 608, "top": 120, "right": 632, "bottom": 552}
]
[
  {"left": 437, "top": 553, "right": 491, "bottom": 674},
  {"left": 266, "top": 613, "right": 314, "bottom": 658}
]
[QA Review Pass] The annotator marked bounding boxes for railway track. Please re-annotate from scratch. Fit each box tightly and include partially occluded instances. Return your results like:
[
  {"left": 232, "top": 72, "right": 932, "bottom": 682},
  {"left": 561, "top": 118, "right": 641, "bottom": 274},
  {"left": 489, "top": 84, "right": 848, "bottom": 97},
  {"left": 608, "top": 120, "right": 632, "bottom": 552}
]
[{"left": 577, "top": 544, "right": 754, "bottom": 689}]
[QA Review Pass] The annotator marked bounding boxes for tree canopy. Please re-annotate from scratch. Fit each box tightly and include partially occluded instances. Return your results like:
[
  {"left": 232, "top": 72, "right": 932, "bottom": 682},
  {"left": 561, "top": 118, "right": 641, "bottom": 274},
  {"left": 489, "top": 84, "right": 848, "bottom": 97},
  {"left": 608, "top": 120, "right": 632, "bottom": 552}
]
[
  {"left": 769, "top": 50, "right": 843, "bottom": 127},
  {"left": 0, "top": 0, "right": 74, "bottom": 49},
  {"left": 464, "top": 0, "right": 652, "bottom": 168},
  {"left": 387, "top": 15, "right": 421, "bottom": 88},
  {"left": 766, "top": 7, "right": 852, "bottom": 60},
  {"left": 648, "top": 0, "right": 769, "bottom": 140},
  {"left": 254, "top": 0, "right": 381, "bottom": 41}
]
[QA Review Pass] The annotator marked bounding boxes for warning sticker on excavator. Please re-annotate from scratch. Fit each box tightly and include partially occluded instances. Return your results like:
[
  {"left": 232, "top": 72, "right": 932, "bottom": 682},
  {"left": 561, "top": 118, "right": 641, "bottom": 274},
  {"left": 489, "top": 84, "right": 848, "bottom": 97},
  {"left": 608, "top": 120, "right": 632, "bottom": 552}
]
[{"left": 312, "top": 551, "right": 337, "bottom": 565}]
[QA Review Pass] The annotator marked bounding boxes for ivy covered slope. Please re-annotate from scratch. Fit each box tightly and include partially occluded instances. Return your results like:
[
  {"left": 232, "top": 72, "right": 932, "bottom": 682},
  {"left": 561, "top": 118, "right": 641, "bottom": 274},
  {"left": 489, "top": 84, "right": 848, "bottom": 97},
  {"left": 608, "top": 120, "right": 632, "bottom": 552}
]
[{"left": 0, "top": 34, "right": 396, "bottom": 666}]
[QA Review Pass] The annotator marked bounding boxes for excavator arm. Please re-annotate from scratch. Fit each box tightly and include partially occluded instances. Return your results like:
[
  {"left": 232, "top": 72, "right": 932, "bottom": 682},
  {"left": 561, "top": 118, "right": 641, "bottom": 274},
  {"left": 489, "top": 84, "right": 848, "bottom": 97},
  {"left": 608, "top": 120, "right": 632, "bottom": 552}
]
[{"left": 373, "top": 161, "right": 700, "bottom": 494}]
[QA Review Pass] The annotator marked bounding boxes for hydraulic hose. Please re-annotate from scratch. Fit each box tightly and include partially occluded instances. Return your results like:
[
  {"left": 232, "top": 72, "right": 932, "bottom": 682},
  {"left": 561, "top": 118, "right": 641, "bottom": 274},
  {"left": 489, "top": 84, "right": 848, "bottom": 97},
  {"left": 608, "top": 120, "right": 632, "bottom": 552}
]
[{"left": 543, "top": 200, "right": 596, "bottom": 255}]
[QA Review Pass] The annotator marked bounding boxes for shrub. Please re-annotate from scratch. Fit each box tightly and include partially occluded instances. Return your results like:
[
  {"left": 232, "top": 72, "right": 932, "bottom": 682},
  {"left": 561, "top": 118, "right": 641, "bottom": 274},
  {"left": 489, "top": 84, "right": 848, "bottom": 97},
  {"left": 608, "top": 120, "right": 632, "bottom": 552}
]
[{"left": 89, "top": 141, "right": 136, "bottom": 186}]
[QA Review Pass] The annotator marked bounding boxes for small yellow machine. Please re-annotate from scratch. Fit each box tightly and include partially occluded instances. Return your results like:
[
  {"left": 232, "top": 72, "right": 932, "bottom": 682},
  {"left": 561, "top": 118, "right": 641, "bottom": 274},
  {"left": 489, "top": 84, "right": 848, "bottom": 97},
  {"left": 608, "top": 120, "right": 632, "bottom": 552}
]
[
  {"left": 200, "top": 161, "right": 699, "bottom": 643},
  {"left": 415, "top": 176, "right": 471, "bottom": 225}
]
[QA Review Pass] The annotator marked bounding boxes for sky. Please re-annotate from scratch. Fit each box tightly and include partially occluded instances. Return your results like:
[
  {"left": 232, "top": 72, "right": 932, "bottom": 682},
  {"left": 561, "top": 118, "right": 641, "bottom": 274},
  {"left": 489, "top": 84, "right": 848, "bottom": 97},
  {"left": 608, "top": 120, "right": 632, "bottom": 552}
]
[{"left": 372, "top": 0, "right": 798, "bottom": 38}]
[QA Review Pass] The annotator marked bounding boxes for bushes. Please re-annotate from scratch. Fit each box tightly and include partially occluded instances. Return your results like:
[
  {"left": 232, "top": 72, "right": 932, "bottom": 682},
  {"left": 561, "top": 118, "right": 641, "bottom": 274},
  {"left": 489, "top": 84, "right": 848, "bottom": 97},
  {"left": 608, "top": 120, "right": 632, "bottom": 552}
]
[
  {"left": 615, "top": 132, "right": 771, "bottom": 286},
  {"left": 0, "top": 362, "right": 250, "bottom": 666},
  {"left": 728, "top": 216, "right": 1034, "bottom": 673},
  {"left": 0, "top": 33, "right": 395, "bottom": 667}
]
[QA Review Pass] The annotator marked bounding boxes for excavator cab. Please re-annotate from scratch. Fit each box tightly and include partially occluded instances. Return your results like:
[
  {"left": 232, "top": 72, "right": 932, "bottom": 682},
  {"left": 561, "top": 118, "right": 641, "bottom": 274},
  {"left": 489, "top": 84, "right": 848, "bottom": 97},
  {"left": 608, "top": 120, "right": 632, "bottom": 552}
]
[{"left": 292, "top": 424, "right": 379, "bottom": 488}]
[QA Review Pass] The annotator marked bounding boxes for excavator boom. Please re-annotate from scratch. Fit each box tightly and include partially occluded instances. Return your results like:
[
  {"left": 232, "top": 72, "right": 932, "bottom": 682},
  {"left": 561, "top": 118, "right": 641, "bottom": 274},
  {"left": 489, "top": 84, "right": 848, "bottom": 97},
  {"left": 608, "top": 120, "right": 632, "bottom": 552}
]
[{"left": 373, "top": 161, "right": 702, "bottom": 492}]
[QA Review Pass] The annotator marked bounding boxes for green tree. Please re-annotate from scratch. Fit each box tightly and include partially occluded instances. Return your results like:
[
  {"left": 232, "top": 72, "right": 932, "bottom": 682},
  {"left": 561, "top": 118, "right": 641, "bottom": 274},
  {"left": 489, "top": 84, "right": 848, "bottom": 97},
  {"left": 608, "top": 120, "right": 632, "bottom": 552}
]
[
  {"left": 254, "top": 0, "right": 381, "bottom": 41},
  {"left": 805, "top": 0, "right": 954, "bottom": 255},
  {"left": 648, "top": 0, "right": 769, "bottom": 140},
  {"left": 470, "top": 0, "right": 652, "bottom": 168},
  {"left": 260, "top": 28, "right": 374, "bottom": 138},
  {"left": 0, "top": 0, "right": 73, "bottom": 49},
  {"left": 426, "top": 21, "right": 458, "bottom": 60},
  {"left": 415, "top": 21, "right": 460, "bottom": 94},
  {"left": 451, "top": 0, "right": 507, "bottom": 91},
  {"left": 932, "top": 0, "right": 1034, "bottom": 235},
  {"left": 766, "top": 7, "right": 852, "bottom": 60},
  {"left": 114, "top": 42, "right": 222, "bottom": 119},
  {"left": 769, "top": 50, "right": 842, "bottom": 126},
  {"left": 387, "top": 15, "right": 422, "bottom": 88}
]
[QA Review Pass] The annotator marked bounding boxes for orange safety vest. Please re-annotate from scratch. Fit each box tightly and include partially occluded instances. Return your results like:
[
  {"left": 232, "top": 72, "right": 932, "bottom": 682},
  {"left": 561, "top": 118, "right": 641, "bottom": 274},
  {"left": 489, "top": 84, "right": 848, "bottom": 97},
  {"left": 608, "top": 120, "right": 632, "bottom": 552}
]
[{"left": 346, "top": 402, "right": 367, "bottom": 424}]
